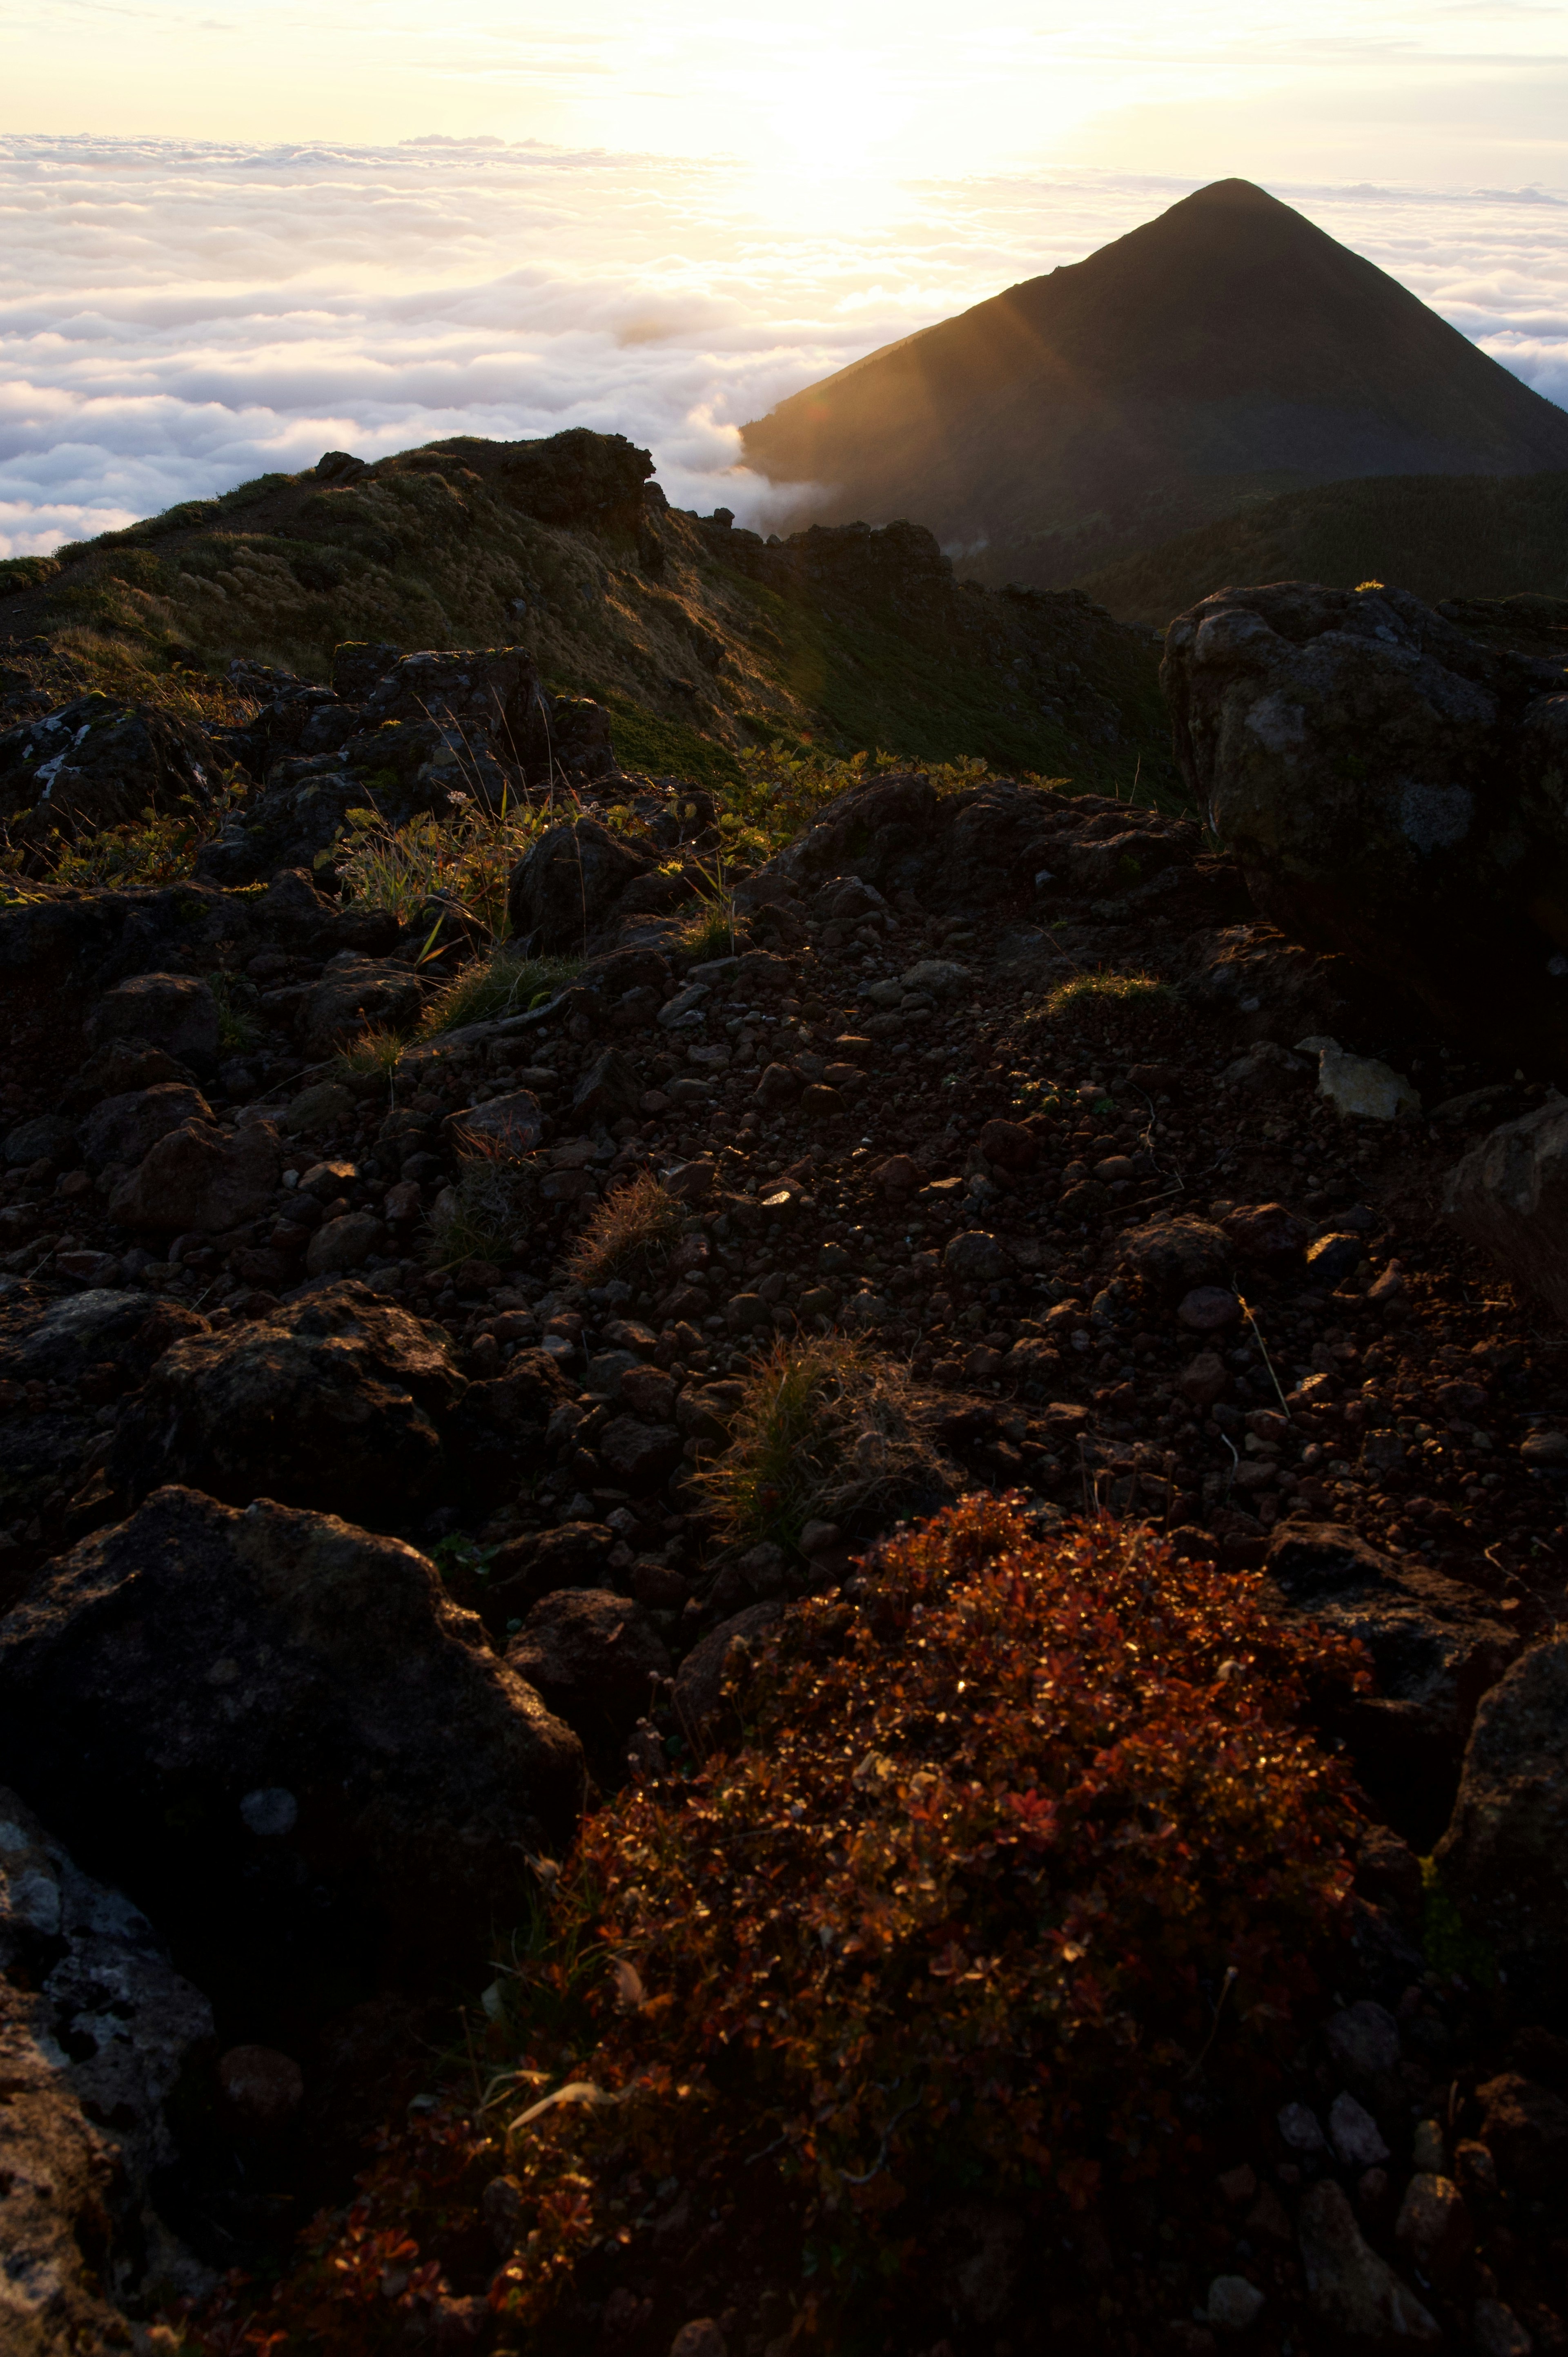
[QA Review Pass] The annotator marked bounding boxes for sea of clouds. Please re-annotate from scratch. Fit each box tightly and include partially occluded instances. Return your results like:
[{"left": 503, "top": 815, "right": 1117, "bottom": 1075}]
[{"left": 2, "top": 134, "right": 1568, "bottom": 558}]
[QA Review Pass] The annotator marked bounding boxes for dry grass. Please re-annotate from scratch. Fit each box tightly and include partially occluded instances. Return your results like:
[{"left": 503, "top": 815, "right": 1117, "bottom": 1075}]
[
  {"left": 697, "top": 1334, "right": 952, "bottom": 1553},
  {"left": 1041, "top": 970, "right": 1177, "bottom": 1017},
  {"left": 563, "top": 1169, "right": 686, "bottom": 1290},
  {"left": 330, "top": 1025, "right": 406, "bottom": 1088}
]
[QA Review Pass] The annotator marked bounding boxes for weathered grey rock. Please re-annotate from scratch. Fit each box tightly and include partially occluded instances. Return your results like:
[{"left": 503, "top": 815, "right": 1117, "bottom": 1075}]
[
  {"left": 0, "top": 1486, "right": 583, "bottom": 2000},
  {"left": 4, "top": 1113, "right": 78, "bottom": 1167},
  {"left": 673, "top": 1602, "right": 786, "bottom": 1738},
  {"left": 281, "top": 1079, "right": 357, "bottom": 1136},
  {"left": 1301, "top": 1039, "right": 1421, "bottom": 1122},
  {"left": 77, "top": 1081, "right": 211, "bottom": 1173},
  {"left": 446, "top": 1089, "right": 545, "bottom": 1157},
  {"left": 0, "top": 692, "right": 216, "bottom": 848},
  {"left": 944, "top": 1230, "right": 1010, "bottom": 1284},
  {"left": 1434, "top": 1638, "right": 1568, "bottom": 1984},
  {"left": 1163, "top": 579, "right": 1568, "bottom": 1059},
  {"left": 108, "top": 1279, "right": 464, "bottom": 1522},
  {"left": 302, "top": 959, "right": 424, "bottom": 1055},
  {"left": 1443, "top": 1101, "right": 1568, "bottom": 1324},
  {"left": 506, "top": 1589, "right": 672, "bottom": 1752},
  {"left": 507, "top": 816, "right": 653, "bottom": 953},
  {"left": 107, "top": 1115, "right": 280, "bottom": 1233},
  {"left": 87, "top": 972, "right": 220, "bottom": 1072},
  {"left": 304, "top": 1210, "right": 384, "bottom": 1275},
  {"left": 1296, "top": 2178, "right": 1441, "bottom": 2345}
]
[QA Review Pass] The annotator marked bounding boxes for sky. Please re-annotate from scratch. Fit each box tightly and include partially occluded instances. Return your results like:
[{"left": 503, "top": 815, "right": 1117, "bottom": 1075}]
[{"left": 4, "top": 0, "right": 1568, "bottom": 556}]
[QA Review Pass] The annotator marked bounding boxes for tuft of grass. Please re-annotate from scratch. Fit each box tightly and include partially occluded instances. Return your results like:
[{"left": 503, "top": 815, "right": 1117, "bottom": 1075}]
[
  {"left": 186, "top": 1502, "right": 1368, "bottom": 2353},
  {"left": 668, "top": 853, "right": 743, "bottom": 963},
  {"left": 336, "top": 797, "right": 553, "bottom": 939},
  {"left": 209, "top": 972, "right": 262, "bottom": 1056},
  {"left": 419, "top": 948, "right": 580, "bottom": 1037},
  {"left": 428, "top": 1131, "right": 537, "bottom": 1269},
  {"left": 563, "top": 1169, "right": 685, "bottom": 1291},
  {"left": 1041, "top": 970, "right": 1177, "bottom": 1018},
  {"left": 697, "top": 1333, "right": 950, "bottom": 1554},
  {"left": 331, "top": 1025, "right": 406, "bottom": 1088}
]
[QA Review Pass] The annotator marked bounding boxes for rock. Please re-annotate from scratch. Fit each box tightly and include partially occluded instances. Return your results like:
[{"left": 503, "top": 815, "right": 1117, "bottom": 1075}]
[
  {"left": 978, "top": 1119, "right": 1036, "bottom": 1170},
  {"left": 874, "top": 1155, "right": 921, "bottom": 1195},
  {"left": 0, "top": 1981, "right": 133, "bottom": 2353},
  {"left": 1004, "top": 1338, "right": 1059, "bottom": 1382},
  {"left": 1206, "top": 2277, "right": 1265, "bottom": 2332},
  {"left": 1472, "top": 2300, "right": 1534, "bottom": 2357},
  {"left": 800, "top": 1082, "right": 844, "bottom": 1119},
  {"left": 1301, "top": 1040, "right": 1421, "bottom": 1123},
  {"left": 1520, "top": 1427, "right": 1568, "bottom": 1469},
  {"left": 669, "top": 2324, "right": 727, "bottom": 2357},
  {"left": 1394, "top": 2173, "right": 1472, "bottom": 2296},
  {"left": 1307, "top": 1231, "right": 1365, "bottom": 1284},
  {"left": 0, "top": 691, "right": 216, "bottom": 846},
  {"left": 1474, "top": 2073, "right": 1568, "bottom": 2192},
  {"left": 303, "top": 959, "right": 425, "bottom": 1055},
  {"left": 108, "top": 1279, "right": 466, "bottom": 1524},
  {"left": 1178, "top": 1287, "right": 1241, "bottom": 1331},
  {"left": 1326, "top": 1999, "right": 1402, "bottom": 2085},
  {"left": 4, "top": 1112, "right": 77, "bottom": 1166},
  {"left": 571, "top": 1049, "right": 643, "bottom": 1126},
  {"left": 597, "top": 1414, "right": 684, "bottom": 1490},
  {"left": 282, "top": 1079, "right": 357, "bottom": 1135},
  {"left": 217, "top": 2043, "right": 305, "bottom": 2133},
  {"left": 0, "top": 1486, "right": 582, "bottom": 2004},
  {"left": 621, "top": 1365, "right": 676, "bottom": 1420},
  {"left": 755, "top": 1062, "right": 801, "bottom": 1107},
  {"left": 1443, "top": 1102, "right": 1568, "bottom": 1325},
  {"left": 1433, "top": 1639, "right": 1568, "bottom": 1988},
  {"left": 1278, "top": 2101, "right": 1328, "bottom": 2156},
  {"left": 1162, "top": 578, "right": 1568, "bottom": 1061},
  {"left": 1329, "top": 2092, "right": 1390, "bottom": 2168},
  {"left": 1295, "top": 2178, "right": 1441, "bottom": 2346},
  {"left": 447, "top": 1090, "right": 545, "bottom": 1157},
  {"left": 944, "top": 1230, "right": 1011, "bottom": 1284},
  {"left": 107, "top": 1115, "right": 280, "bottom": 1233},
  {"left": 508, "top": 817, "right": 651, "bottom": 953},
  {"left": 1180, "top": 1349, "right": 1230, "bottom": 1406},
  {"left": 1122, "top": 1217, "right": 1232, "bottom": 1298},
  {"left": 0, "top": 1285, "right": 205, "bottom": 1388},
  {"left": 87, "top": 972, "right": 220, "bottom": 1073},
  {"left": 77, "top": 1081, "right": 212, "bottom": 1172},
  {"left": 1223, "top": 1201, "right": 1309, "bottom": 1262},
  {"left": 506, "top": 1590, "right": 672, "bottom": 1752},
  {"left": 58, "top": 1041, "right": 196, "bottom": 1117},
  {"left": 305, "top": 1210, "right": 385, "bottom": 1275},
  {"left": 1265, "top": 1522, "right": 1519, "bottom": 1833},
  {"left": 673, "top": 1602, "right": 785, "bottom": 1737}
]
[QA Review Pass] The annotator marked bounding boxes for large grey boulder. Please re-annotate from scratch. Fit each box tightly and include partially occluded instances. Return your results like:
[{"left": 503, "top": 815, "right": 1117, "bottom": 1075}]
[
  {"left": 1443, "top": 1099, "right": 1568, "bottom": 1323},
  {"left": 0, "top": 1486, "right": 584, "bottom": 2005},
  {"left": 1161, "top": 580, "right": 1568, "bottom": 1059}
]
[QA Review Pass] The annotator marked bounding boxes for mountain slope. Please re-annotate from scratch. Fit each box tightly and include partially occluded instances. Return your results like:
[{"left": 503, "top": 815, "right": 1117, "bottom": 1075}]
[
  {"left": 1074, "top": 468, "right": 1568, "bottom": 625},
  {"left": 739, "top": 179, "right": 1568, "bottom": 590},
  {"left": 0, "top": 430, "right": 1169, "bottom": 797}
]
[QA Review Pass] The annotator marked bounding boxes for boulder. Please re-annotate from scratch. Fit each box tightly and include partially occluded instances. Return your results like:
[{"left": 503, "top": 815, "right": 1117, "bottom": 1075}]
[
  {"left": 77, "top": 1081, "right": 212, "bottom": 1173},
  {"left": 447, "top": 1090, "right": 546, "bottom": 1157},
  {"left": 87, "top": 972, "right": 220, "bottom": 1073},
  {"left": 0, "top": 1981, "right": 133, "bottom": 2353},
  {"left": 1265, "top": 1521, "right": 1519, "bottom": 1842},
  {"left": 1162, "top": 579, "right": 1568, "bottom": 1060},
  {"left": 302, "top": 959, "right": 425, "bottom": 1056},
  {"left": 304, "top": 1210, "right": 384, "bottom": 1275},
  {"left": 0, "top": 1284, "right": 205, "bottom": 1388},
  {"left": 507, "top": 816, "right": 652, "bottom": 953},
  {"left": 4, "top": 1113, "right": 77, "bottom": 1167},
  {"left": 1474, "top": 2072, "right": 1568, "bottom": 2193},
  {"left": 598, "top": 1414, "right": 684, "bottom": 1490},
  {"left": 943, "top": 1231, "right": 1010, "bottom": 1285},
  {"left": 107, "top": 1116, "right": 280, "bottom": 1233},
  {"left": 1434, "top": 1638, "right": 1568, "bottom": 1990},
  {"left": 1120, "top": 1216, "right": 1231, "bottom": 1298},
  {"left": 505, "top": 1590, "right": 672, "bottom": 1752},
  {"left": 0, "top": 1487, "right": 583, "bottom": 2007},
  {"left": 673, "top": 1602, "right": 786, "bottom": 1738},
  {"left": 0, "top": 691, "right": 216, "bottom": 845},
  {"left": 1295, "top": 2179, "right": 1440, "bottom": 2346},
  {"left": 1443, "top": 1101, "right": 1568, "bottom": 1324},
  {"left": 107, "top": 1280, "right": 466, "bottom": 1523}
]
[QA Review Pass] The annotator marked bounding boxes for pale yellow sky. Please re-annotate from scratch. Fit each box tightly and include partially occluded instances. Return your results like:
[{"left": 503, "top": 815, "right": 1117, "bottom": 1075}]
[{"left": 7, "top": 0, "right": 1568, "bottom": 198}]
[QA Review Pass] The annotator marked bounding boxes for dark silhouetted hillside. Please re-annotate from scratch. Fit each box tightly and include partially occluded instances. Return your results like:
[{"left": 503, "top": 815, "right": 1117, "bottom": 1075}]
[
  {"left": 1074, "top": 468, "right": 1568, "bottom": 624},
  {"left": 740, "top": 180, "right": 1568, "bottom": 589}
]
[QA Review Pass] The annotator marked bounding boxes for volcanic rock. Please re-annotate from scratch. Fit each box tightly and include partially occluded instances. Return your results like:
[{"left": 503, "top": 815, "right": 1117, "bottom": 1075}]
[
  {"left": 1434, "top": 1637, "right": 1568, "bottom": 1990},
  {"left": 1444, "top": 1100, "right": 1568, "bottom": 1324},
  {"left": 506, "top": 1589, "right": 673, "bottom": 1753}
]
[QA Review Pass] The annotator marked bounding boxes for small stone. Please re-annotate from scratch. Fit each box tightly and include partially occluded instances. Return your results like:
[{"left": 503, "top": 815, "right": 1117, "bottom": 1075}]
[
  {"left": 1303, "top": 1041, "right": 1421, "bottom": 1122},
  {"left": 240, "top": 1786, "right": 298, "bottom": 1837},
  {"left": 1278, "top": 2101, "right": 1327, "bottom": 2155},
  {"left": 1472, "top": 2299, "right": 1534, "bottom": 2357},
  {"left": 669, "top": 2323, "right": 727, "bottom": 2357},
  {"left": 1307, "top": 1232, "right": 1364, "bottom": 1285},
  {"left": 1395, "top": 2172, "right": 1472, "bottom": 2295},
  {"left": 218, "top": 2043, "right": 305, "bottom": 2132},
  {"left": 1329, "top": 2090, "right": 1390, "bottom": 2169},
  {"left": 800, "top": 1082, "right": 844, "bottom": 1119},
  {"left": 978, "top": 1119, "right": 1035, "bottom": 1171},
  {"left": 1206, "top": 2275, "right": 1265, "bottom": 2332},
  {"left": 1178, "top": 1286, "right": 1241, "bottom": 1331},
  {"left": 1520, "top": 1427, "right": 1568, "bottom": 1468},
  {"left": 447, "top": 1090, "right": 545, "bottom": 1157},
  {"left": 283, "top": 1080, "right": 357, "bottom": 1135},
  {"left": 944, "top": 1230, "right": 1011, "bottom": 1284},
  {"left": 1217, "top": 2164, "right": 1257, "bottom": 2206},
  {"left": 1180, "top": 1349, "right": 1229, "bottom": 1406},
  {"left": 597, "top": 1415, "right": 683, "bottom": 1490},
  {"left": 1296, "top": 2179, "right": 1440, "bottom": 2345},
  {"left": 1325, "top": 1998, "right": 1401, "bottom": 2084},
  {"left": 799, "top": 1519, "right": 841, "bottom": 1557},
  {"left": 305, "top": 1211, "right": 384, "bottom": 1276}
]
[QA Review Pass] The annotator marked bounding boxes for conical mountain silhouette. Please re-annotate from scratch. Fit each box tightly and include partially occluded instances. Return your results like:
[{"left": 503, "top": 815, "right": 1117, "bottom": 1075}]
[{"left": 740, "top": 179, "right": 1568, "bottom": 589}]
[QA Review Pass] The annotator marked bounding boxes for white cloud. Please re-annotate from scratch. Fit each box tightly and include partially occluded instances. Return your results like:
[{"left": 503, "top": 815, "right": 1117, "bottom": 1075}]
[{"left": 1, "top": 138, "right": 1566, "bottom": 558}]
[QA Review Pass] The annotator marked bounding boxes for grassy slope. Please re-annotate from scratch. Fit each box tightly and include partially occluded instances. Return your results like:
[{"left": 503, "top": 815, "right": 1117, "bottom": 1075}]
[
  {"left": 1076, "top": 468, "right": 1568, "bottom": 625},
  {"left": 0, "top": 439, "right": 1173, "bottom": 799}
]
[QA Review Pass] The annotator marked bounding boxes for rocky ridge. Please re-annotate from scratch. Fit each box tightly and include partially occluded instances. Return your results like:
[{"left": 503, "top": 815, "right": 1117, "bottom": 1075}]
[{"left": 1, "top": 590, "right": 1568, "bottom": 2350}]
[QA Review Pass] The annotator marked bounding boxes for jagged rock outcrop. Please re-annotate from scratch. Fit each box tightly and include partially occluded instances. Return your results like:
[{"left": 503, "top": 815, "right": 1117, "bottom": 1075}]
[
  {"left": 1443, "top": 1099, "right": 1568, "bottom": 1323},
  {"left": 0, "top": 692, "right": 218, "bottom": 852},
  {"left": 1162, "top": 579, "right": 1568, "bottom": 1060}
]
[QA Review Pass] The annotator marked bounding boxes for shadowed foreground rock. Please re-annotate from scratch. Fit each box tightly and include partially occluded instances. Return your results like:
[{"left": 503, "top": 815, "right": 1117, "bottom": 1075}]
[
  {"left": 0, "top": 1487, "right": 582, "bottom": 2024},
  {"left": 1162, "top": 579, "right": 1568, "bottom": 1060},
  {"left": 1443, "top": 1099, "right": 1568, "bottom": 1324},
  {"left": 1434, "top": 1636, "right": 1568, "bottom": 1999}
]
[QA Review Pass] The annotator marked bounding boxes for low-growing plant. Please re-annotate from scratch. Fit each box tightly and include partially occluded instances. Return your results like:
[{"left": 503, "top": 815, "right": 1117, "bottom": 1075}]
[
  {"left": 335, "top": 794, "right": 552, "bottom": 939},
  {"left": 668, "top": 852, "right": 742, "bottom": 963},
  {"left": 209, "top": 971, "right": 262, "bottom": 1055},
  {"left": 174, "top": 1502, "right": 1368, "bottom": 2353},
  {"left": 714, "top": 743, "right": 1069, "bottom": 860},
  {"left": 331, "top": 1025, "right": 406, "bottom": 1089},
  {"left": 563, "top": 1168, "right": 685, "bottom": 1290},
  {"left": 419, "top": 947, "right": 579, "bottom": 1036},
  {"left": 1040, "top": 970, "right": 1177, "bottom": 1017},
  {"left": 698, "top": 1333, "right": 950, "bottom": 1554}
]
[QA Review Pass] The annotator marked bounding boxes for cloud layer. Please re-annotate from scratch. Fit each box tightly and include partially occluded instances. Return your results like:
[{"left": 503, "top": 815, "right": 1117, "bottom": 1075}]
[{"left": 2, "top": 137, "right": 1567, "bottom": 559}]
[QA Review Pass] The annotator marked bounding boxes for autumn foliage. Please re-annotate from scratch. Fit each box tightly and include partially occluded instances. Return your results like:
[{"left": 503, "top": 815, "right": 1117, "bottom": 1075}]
[{"left": 174, "top": 1499, "right": 1369, "bottom": 2351}]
